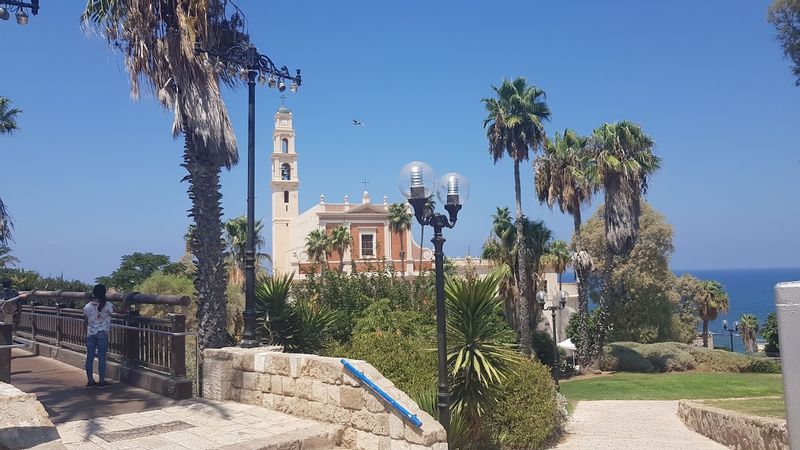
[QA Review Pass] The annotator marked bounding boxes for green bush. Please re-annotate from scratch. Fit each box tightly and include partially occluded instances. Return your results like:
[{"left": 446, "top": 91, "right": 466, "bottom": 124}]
[
  {"left": 327, "top": 332, "right": 436, "bottom": 398},
  {"left": 532, "top": 330, "right": 556, "bottom": 367},
  {"left": 483, "top": 359, "right": 560, "bottom": 449},
  {"left": 602, "top": 342, "right": 782, "bottom": 373}
]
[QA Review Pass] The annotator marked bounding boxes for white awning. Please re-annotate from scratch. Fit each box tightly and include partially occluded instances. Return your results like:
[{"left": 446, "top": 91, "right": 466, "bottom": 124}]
[{"left": 557, "top": 338, "right": 577, "bottom": 351}]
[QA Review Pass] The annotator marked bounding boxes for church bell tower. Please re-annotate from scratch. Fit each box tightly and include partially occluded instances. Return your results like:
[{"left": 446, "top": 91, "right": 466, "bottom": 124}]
[{"left": 271, "top": 105, "right": 299, "bottom": 275}]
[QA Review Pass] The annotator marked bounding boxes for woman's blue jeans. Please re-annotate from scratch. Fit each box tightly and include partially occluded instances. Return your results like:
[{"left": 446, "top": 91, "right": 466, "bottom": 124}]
[{"left": 85, "top": 331, "right": 108, "bottom": 382}]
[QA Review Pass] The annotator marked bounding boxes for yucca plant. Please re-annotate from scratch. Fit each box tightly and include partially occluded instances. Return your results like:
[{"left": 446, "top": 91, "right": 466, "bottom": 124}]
[
  {"left": 446, "top": 274, "right": 520, "bottom": 429},
  {"left": 255, "top": 274, "right": 338, "bottom": 354},
  {"left": 413, "top": 387, "right": 471, "bottom": 449}
]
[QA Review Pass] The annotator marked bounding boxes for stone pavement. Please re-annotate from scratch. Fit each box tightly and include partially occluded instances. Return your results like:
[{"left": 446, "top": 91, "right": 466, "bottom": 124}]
[
  {"left": 10, "top": 349, "right": 173, "bottom": 423},
  {"left": 552, "top": 400, "right": 728, "bottom": 449},
  {"left": 56, "top": 398, "right": 341, "bottom": 449}
]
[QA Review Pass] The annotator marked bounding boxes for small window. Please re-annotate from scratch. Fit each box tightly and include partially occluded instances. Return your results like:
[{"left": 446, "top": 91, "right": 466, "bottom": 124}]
[
  {"left": 282, "top": 138, "right": 289, "bottom": 153},
  {"left": 281, "top": 163, "right": 291, "bottom": 180},
  {"left": 284, "top": 191, "right": 289, "bottom": 203},
  {"left": 361, "top": 234, "right": 375, "bottom": 257}
]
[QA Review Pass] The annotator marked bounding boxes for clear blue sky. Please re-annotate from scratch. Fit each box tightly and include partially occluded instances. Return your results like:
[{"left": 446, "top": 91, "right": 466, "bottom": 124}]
[{"left": 1, "top": 1, "right": 798, "bottom": 283}]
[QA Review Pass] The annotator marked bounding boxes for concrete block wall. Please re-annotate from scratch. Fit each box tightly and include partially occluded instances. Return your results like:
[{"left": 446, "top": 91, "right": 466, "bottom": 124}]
[{"left": 202, "top": 347, "right": 447, "bottom": 450}]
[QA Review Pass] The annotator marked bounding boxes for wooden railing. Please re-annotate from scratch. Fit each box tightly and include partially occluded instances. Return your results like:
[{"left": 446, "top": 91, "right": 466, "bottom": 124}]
[{"left": 10, "top": 290, "right": 190, "bottom": 378}]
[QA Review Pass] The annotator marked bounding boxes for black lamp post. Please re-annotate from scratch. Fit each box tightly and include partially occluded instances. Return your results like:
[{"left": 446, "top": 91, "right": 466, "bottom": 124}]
[
  {"left": 722, "top": 319, "right": 739, "bottom": 353},
  {"left": 537, "top": 290, "right": 567, "bottom": 389},
  {"left": 0, "top": 0, "right": 39, "bottom": 25},
  {"left": 195, "top": 40, "right": 301, "bottom": 348},
  {"left": 399, "top": 161, "right": 469, "bottom": 435}
]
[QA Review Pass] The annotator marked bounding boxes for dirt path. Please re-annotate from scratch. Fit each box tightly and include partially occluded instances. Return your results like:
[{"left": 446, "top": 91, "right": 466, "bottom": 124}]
[{"left": 552, "top": 400, "right": 727, "bottom": 449}]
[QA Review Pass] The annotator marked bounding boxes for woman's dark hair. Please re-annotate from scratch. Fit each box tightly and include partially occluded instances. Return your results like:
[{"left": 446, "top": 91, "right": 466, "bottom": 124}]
[{"left": 92, "top": 284, "right": 107, "bottom": 310}]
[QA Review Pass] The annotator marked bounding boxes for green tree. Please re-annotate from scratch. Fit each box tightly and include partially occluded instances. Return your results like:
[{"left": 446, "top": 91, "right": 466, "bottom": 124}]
[
  {"left": 541, "top": 240, "right": 570, "bottom": 291},
  {"left": 588, "top": 121, "right": 661, "bottom": 356},
  {"left": 534, "top": 129, "right": 596, "bottom": 366},
  {"left": 387, "top": 203, "right": 412, "bottom": 278},
  {"left": 329, "top": 225, "right": 353, "bottom": 272},
  {"left": 224, "top": 216, "right": 269, "bottom": 286},
  {"left": 482, "top": 77, "right": 550, "bottom": 356},
  {"left": 0, "top": 246, "right": 19, "bottom": 269},
  {"left": 678, "top": 275, "right": 729, "bottom": 348},
  {"left": 305, "top": 229, "right": 331, "bottom": 275},
  {"left": 83, "top": 1, "right": 249, "bottom": 350},
  {"left": 97, "top": 252, "right": 172, "bottom": 292},
  {"left": 581, "top": 202, "right": 681, "bottom": 344},
  {"left": 446, "top": 273, "right": 520, "bottom": 435},
  {"left": 740, "top": 313, "right": 760, "bottom": 354},
  {"left": 761, "top": 312, "right": 780, "bottom": 354},
  {"left": 768, "top": 0, "right": 800, "bottom": 85},
  {"left": 0, "top": 96, "right": 21, "bottom": 246}
]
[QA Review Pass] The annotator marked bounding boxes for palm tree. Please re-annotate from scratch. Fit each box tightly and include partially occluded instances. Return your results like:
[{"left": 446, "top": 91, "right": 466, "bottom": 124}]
[
  {"left": 739, "top": 313, "right": 760, "bottom": 354},
  {"left": 387, "top": 203, "right": 412, "bottom": 277},
  {"left": 305, "top": 229, "right": 331, "bottom": 275},
  {"left": 83, "top": 1, "right": 248, "bottom": 350},
  {"left": 0, "top": 96, "right": 21, "bottom": 246},
  {"left": 534, "top": 129, "right": 596, "bottom": 365},
  {"left": 224, "top": 216, "right": 270, "bottom": 286},
  {"left": 541, "top": 240, "right": 570, "bottom": 291},
  {"left": 482, "top": 77, "right": 551, "bottom": 356},
  {"left": 415, "top": 195, "right": 436, "bottom": 276},
  {"left": 682, "top": 277, "right": 729, "bottom": 348},
  {"left": 588, "top": 121, "right": 661, "bottom": 358},
  {"left": 446, "top": 273, "right": 519, "bottom": 430},
  {"left": 0, "top": 246, "right": 19, "bottom": 269},
  {"left": 482, "top": 207, "right": 518, "bottom": 326},
  {"left": 329, "top": 225, "right": 352, "bottom": 272}
]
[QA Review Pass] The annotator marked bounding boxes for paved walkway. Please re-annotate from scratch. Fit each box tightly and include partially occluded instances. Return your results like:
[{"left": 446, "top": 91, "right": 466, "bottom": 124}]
[
  {"left": 10, "top": 350, "right": 342, "bottom": 449},
  {"left": 552, "top": 400, "right": 727, "bottom": 449},
  {"left": 10, "top": 349, "right": 173, "bottom": 423}
]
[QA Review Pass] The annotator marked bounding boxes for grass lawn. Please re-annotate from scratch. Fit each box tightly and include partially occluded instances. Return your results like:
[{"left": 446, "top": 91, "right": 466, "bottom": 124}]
[
  {"left": 560, "top": 372, "right": 784, "bottom": 402},
  {"left": 702, "top": 397, "right": 786, "bottom": 419}
]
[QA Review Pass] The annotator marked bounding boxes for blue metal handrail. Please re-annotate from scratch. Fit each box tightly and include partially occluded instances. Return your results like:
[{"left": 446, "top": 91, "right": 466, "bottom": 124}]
[{"left": 340, "top": 359, "right": 423, "bottom": 428}]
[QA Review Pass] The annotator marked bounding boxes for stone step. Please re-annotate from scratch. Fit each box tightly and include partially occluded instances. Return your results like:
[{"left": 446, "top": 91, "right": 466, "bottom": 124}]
[{"left": 217, "top": 423, "right": 343, "bottom": 450}]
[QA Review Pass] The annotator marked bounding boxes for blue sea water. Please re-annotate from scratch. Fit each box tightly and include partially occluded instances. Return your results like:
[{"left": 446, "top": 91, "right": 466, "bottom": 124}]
[{"left": 675, "top": 267, "right": 800, "bottom": 353}]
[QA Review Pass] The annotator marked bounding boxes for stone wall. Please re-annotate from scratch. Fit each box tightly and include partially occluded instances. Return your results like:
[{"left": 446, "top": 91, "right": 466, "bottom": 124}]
[
  {"left": 0, "top": 381, "right": 64, "bottom": 449},
  {"left": 678, "top": 401, "right": 788, "bottom": 450},
  {"left": 202, "top": 347, "right": 447, "bottom": 450}
]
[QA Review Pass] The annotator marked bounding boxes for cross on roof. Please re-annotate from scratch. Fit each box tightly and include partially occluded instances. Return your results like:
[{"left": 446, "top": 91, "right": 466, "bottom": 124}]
[
  {"left": 362, "top": 179, "right": 369, "bottom": 191},
  {"left": 280, "top": 94, "right": 286, "bottom": 106}
]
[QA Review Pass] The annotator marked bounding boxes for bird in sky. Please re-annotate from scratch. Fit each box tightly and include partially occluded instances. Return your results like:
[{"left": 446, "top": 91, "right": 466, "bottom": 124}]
[{"left": 352, "top": 119, "right": 364, "bottom": 126}]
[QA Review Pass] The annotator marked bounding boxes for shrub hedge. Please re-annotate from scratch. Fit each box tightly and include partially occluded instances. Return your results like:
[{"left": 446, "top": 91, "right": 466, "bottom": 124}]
[
  {"left": 602, "top": 342, "right": 781, "bottom": 373},
  {"left": 482, "top": 359, "right": 561, "bottom": 449}
]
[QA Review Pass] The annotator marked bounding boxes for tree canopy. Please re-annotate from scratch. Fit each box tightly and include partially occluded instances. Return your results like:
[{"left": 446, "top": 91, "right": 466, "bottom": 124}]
[
  {"left": 97, "top": 252, "right": 176, "bottom": 292},
  {"left": 769, "top": 0, "right": 800, "bottom": 85}
]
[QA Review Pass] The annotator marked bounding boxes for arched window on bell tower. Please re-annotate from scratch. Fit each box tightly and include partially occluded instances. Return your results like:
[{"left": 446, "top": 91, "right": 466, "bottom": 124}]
[
  {"left": 284, "top": 191, "right": 289, "bottom": 203},
  {"left": 281, "top": 163, "right": 291, "bottom": 180},
  {"left": 282, "top": 138, "right": 289, "bottom": 153}
]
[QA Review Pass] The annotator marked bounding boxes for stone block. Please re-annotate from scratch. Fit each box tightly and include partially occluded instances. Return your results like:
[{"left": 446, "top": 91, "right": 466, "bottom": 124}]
[
  {"left": 271, "top": 375, "right": 284, "bottom": 395},
  {"left": 254, "top": 352, "right": 268, "bottom": 373},
  {"left": 240, "top": 388, "right": 263, "bottom": 406},
  {"left": 341, "top": 428, "right": 358, "bottom": 449},
  {"left": 302, "top": 356, "right": 345, "bottom": 385},
  {"left": 312, "top": 380, "right": 328, "bottom": 403},
  {"left": 363, "top": 390, "right": 387, "bottom": 413},
  {"left": 351, "top": 409, "right": 389, "bottom": 435},
  {"left": 329, "top": 385, "right": 364, "bottom": 410},
  {"left": 282, "top": 377, "right": 296, "bottom": 396},
  {"left": 267, "top": 353, "right": 290, "bottom": 375},
  {"left": 388, "top": 412, "right": 405, "bottom": 440},
  {"left": 256, "top": 373, "right": 272, "bottom": 392},
  {"left": 203, "top": 348, "right": 233, "bottom": 361},
  {"left": 403, "top": 417, "right": 447, "bottom": 446},
  {"left": 231, "top": 369, "right": 243, "bottom": 389},
  {"left": 356, "top": 430, "right": 390, "bottom": 450},
  {"left": 296, "top": 378, "right": 314, "bottom": 401},
  {"left": 261, "top": 393, "right": 275, "bottom": 409},
  {"left": 282, "top": 396, "right": 310, "bottom": 417},
  {"left": 389, "top": 440, "right": 411, "bottom": 450},
  {"left": 232, "top": 353, "right": 255, "bottom": 372},
  {"left": 241, "top": 371, "right": 257, "bottom": 390},
  {"left": 431, "top": 443, "right": 448, "bottom": 450},
  {"left": 289, "top": 354, "right": 303, "bottom": 378}
]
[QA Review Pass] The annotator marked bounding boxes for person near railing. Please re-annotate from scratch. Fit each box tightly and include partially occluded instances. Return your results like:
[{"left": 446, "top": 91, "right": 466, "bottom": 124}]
[
  {"left": 0, "top": 279, "right": 18, "bottom": 301},
  {"left": 83, "top": 284, "right": 114, "bottom": 388}
]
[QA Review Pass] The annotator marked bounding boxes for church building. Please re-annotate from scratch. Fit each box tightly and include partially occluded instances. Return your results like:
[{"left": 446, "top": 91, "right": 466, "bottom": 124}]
[{"left": 270, "top": 105, "right": 431, "bottom": 278}]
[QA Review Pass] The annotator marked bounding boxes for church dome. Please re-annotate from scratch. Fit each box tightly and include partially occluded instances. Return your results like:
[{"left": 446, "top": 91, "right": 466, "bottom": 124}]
[{"left": 278, "top": 105, "right": 291, "bottom": 113}]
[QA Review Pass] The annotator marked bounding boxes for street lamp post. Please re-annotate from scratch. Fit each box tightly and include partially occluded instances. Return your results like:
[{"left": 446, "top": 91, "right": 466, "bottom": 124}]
[
  {"left": 723, "top": 319, "right": 739, "bottom": 353},
  {"left": 0, "top": 0, "right": 39, "bottom": 24},
  {"left": 195, "top": 40, "right": 301, "bottom": 348},
  {"left": 398, "top": 161, "right": 469, "bottom": 435},
  {"left": 537, "top": 290, "right": 568, "bottom": 389}
]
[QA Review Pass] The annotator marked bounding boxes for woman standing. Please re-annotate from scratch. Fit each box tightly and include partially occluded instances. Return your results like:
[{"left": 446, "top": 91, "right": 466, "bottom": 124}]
[{"left": 84, "top": 284, "right": 113, "bottom": 387}]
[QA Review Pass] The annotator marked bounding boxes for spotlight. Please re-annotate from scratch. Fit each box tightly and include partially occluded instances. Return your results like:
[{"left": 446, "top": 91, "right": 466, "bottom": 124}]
[
  {"left": 258, "top": 73, "right": 267, "bottom": 86},
  {"left": 0, "top": 8, "right": 9, "bottom": 21},
  {"left": 268, "top": 75, "right": 276, "bottom": 88},
  {"left": 16, "top": 9, "right": 28, "bottom": 25},
  {"left": 278, "top": 80, "right": 286, "bottom": 92},
  {"left": 289, "top": 81, "right": 298, "bottom": 93}
]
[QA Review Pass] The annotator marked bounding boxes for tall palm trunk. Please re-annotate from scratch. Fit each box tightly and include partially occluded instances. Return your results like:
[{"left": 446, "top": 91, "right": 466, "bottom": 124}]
[
  {"left": 594, "top": 252, "right": 614, "bottom": 366},
  {"left": 513, "top": 159, "right": 532, "bottom": 356},
  {"left": 183, "top": 133, "right": 228, "bottom": 350},
  {"left": 338, "top": 247, "right": 345, "bottom": 272},
  {"left": 702, "top": 319, "right": 709, "bottom": 348},
  {"left": 399, "top": 231, "right": 406, "bottom": 278},
  {"left": 572, "top": 202, "right": 592, "bottom": 367}
]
